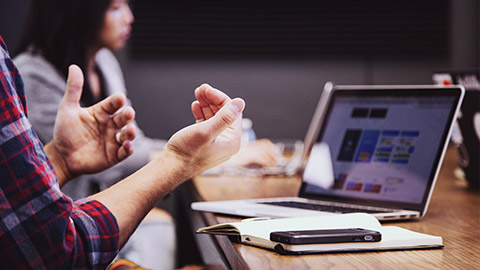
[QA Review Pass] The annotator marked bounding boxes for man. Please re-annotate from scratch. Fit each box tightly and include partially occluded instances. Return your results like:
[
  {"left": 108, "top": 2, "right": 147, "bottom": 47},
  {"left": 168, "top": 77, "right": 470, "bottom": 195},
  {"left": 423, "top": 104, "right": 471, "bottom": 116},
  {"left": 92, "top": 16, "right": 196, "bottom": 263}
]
[{"left": 0, "top": 35, "right": 245, "bottom": 269}]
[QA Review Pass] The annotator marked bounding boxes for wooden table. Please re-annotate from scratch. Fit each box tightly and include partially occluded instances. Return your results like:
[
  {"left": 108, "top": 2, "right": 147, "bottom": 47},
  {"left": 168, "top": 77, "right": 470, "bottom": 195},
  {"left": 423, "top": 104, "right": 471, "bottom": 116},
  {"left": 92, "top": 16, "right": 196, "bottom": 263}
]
[{"left": 188, "top": 147, "right": 480, "bottom": 269}]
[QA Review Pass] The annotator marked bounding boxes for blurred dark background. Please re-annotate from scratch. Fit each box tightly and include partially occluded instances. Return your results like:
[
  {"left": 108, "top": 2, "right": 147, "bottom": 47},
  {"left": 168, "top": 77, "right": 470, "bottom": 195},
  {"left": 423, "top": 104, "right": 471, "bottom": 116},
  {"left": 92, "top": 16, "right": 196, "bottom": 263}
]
[{"left": 1, "top": 0, "right": 479, "bottom": 141}]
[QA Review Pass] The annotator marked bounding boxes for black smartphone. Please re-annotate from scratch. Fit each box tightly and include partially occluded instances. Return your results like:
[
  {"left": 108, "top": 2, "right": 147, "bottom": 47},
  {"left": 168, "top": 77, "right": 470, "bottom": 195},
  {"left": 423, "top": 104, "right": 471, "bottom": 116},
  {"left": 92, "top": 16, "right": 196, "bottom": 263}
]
[{"left": 270, "top": 228, "right": 381, "bottom": 245}]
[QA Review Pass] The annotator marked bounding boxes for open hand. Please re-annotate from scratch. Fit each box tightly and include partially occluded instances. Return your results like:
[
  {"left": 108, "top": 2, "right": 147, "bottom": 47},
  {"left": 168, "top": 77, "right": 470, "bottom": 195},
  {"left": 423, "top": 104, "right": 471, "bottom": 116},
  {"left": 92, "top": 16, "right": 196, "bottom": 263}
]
[
  {"left": 47, "top": 65, "right": 136, "bottom": 183},
  {"left": 164, "top": 84, "right": 245, "bottom": 178}
]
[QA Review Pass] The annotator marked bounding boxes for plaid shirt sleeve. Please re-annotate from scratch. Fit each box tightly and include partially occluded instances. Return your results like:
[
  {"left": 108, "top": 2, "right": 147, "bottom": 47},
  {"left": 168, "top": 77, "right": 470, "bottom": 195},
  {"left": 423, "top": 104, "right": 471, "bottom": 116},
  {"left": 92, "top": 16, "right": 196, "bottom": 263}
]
[{"left": 0, "top": 36, "right": 119, "bottom": 269}]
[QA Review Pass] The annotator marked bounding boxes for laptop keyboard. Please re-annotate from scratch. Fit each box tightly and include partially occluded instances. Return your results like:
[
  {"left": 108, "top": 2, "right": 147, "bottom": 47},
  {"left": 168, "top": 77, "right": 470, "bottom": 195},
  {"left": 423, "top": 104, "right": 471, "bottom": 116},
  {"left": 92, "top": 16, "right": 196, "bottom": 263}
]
[{"left": 260, "top": 201, "right": 391, "bottom": 214}]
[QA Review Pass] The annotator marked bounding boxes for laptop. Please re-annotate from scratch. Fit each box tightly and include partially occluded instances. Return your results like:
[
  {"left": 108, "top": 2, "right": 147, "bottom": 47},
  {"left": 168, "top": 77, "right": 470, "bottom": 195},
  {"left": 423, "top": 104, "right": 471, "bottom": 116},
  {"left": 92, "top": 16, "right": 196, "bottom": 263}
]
[{"left": 192, "top": 84, "right": 465, "bottom": 221}]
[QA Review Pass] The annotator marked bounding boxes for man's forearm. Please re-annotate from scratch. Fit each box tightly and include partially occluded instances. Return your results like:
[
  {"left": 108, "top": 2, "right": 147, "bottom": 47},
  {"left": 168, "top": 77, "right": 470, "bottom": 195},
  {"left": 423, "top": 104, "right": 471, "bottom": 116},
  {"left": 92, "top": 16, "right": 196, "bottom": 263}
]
[
  {"left": 44, "top": 142, "right": 71, "bottom": 187},
  {"left": 89, "top": 150, "right": 189, "bottom": 247}
]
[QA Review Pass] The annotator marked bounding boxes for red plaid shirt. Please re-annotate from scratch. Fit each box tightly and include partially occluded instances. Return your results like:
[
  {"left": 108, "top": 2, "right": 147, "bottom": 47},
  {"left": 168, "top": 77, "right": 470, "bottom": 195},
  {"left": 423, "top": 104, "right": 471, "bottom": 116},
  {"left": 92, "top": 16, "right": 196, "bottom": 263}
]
[{"left": 0, "top": 36, "right": 119, "bottom": 269}]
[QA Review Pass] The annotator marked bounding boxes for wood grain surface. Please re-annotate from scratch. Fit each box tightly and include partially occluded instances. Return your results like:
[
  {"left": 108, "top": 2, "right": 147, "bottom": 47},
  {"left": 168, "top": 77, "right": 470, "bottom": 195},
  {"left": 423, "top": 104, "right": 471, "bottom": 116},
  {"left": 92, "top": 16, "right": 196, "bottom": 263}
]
[{"left": 193, "top": 147, "right": 480, "bottom": 269}]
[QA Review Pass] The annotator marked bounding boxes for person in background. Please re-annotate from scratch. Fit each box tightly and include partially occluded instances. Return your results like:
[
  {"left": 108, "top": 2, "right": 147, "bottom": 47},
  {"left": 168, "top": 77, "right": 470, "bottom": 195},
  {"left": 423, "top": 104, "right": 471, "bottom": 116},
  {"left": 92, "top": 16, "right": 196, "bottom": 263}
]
[
  {"left": 1, "top": 32, "right": 246, "bottom": 269},
  {"left": 14, "top": 0, "right": 278, "bottom": 268}
]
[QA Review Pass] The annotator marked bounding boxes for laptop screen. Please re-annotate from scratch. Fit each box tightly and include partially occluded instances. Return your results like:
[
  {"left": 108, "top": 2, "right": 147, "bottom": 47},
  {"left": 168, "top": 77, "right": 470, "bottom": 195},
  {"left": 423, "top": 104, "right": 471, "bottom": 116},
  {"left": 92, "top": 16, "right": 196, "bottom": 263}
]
[{"left": 299, "top": 86, "right": 463, "bottom": 211}]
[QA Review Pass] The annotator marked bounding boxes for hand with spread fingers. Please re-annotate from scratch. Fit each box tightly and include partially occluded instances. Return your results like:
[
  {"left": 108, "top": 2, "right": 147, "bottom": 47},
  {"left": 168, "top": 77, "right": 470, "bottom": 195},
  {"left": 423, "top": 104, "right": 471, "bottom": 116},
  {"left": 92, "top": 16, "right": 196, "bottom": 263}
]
[{"left": 44, "top": 65, "right": 136, "bottom": 185}]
